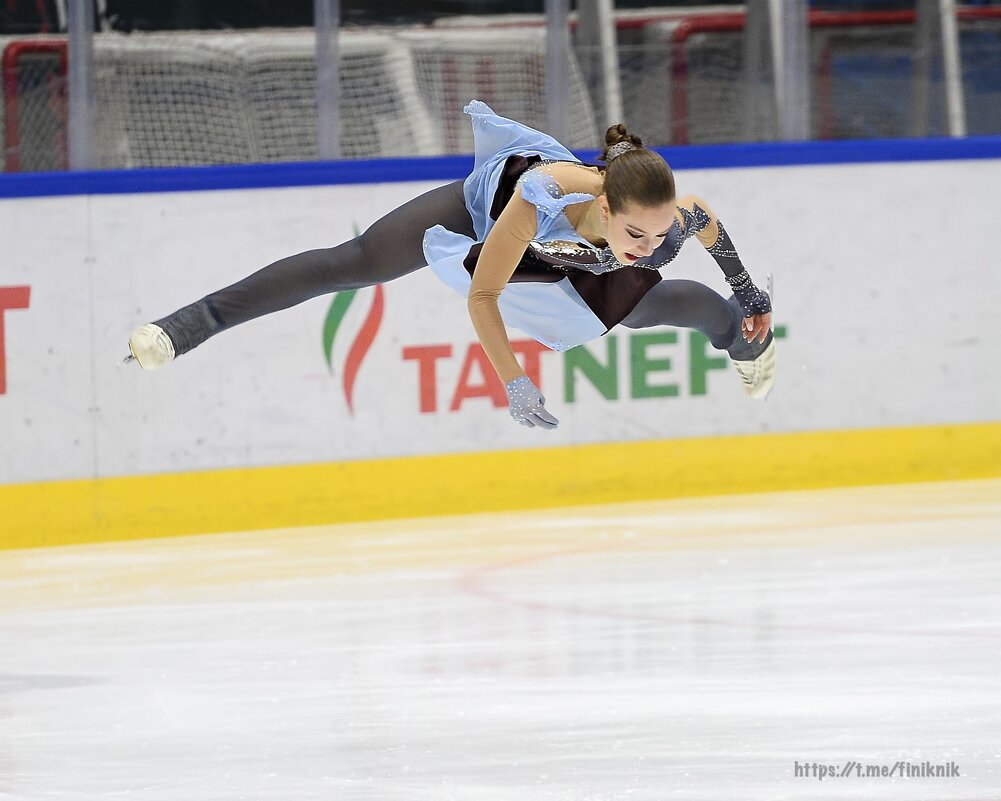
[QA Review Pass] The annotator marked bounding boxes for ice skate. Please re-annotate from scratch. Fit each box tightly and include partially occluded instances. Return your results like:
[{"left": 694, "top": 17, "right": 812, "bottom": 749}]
[
  {"left": 122, "top": 300, "right": 222, "bottom": 369},
  {"left": 124, "top": 323, "right": 176, "bottom": 369},
  {"left": 730, "top": 333, "right": 776, "bottom": 399}
]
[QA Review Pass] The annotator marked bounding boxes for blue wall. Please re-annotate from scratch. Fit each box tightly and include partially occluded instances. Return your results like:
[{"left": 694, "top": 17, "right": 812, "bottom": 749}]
[{"left": 1, "top": 136, "right": 1000, "bottom": 199}]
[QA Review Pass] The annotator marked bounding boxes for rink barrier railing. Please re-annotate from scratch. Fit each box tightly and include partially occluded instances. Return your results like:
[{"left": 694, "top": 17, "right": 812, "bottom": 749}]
[
  {"left": 1, "top": 135, "right": 1001, "bottom": 198},
  {"left": 1, "top": 421, "right": 1000, "bottom": 550}
]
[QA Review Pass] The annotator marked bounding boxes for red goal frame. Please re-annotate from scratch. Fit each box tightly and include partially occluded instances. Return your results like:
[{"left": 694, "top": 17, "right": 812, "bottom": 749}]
[{"left": 3, "top": 38, "right": 67, "bottom": 171}]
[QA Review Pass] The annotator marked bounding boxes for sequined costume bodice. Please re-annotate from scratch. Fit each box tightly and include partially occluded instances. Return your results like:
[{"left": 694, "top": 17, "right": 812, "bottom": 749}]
[{"left": 514, "top": 159, "right": 709, "bottom": 275}]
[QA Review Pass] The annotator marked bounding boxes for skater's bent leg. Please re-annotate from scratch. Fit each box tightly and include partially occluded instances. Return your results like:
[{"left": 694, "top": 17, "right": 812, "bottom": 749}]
[
  {"left": 153, "top": 180, "right": 473, "bottom": 356},
  {"left": 620, "top": 279, "right": 770, "bottom": 360},
  {"left": 621, "top": 280, "right": 738, "bottom": 346}
]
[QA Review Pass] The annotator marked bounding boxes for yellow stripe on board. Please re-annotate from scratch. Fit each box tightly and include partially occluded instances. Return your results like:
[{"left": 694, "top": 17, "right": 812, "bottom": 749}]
[{"left": 3, "top": 422, "right": 1000, "bottom": 550}]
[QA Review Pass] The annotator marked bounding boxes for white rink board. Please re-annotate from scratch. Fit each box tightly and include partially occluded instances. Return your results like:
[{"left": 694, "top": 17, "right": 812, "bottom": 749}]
[{"left": 1, "top": 158, "right": 999, "bottom": 483}]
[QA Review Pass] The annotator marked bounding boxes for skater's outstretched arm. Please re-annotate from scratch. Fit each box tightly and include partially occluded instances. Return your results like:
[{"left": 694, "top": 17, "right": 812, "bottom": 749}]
[
  {"left": 467, "top": 189, "right": 559, "bottom": 430},
  {"left": 466, "top": 192, "right": 538, "bottom": 384}
]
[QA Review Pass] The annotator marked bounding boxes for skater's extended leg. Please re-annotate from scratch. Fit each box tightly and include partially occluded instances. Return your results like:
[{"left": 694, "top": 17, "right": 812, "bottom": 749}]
[
  {"left": 201, "top": 179, "right": 473, "bottom": 328},
  {"left": 129, "top": 179, "right": 473, "bottom": 367},
  {"left": 620, "top": 278, "right": 776, "bottom": 397}
]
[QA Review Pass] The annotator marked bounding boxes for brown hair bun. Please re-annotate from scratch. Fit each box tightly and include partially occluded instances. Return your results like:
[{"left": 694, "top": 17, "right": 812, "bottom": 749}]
[
  {"left": 600, "top": 123, "right": 644, "bottom": 159},
  {"left": 598, "top": 123, "right": 675, "bottom": 214}
]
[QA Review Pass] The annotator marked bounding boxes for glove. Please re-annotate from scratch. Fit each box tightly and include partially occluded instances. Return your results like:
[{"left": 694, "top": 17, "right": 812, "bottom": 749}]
[
  {"left": 726, "top": 269, "right": 772, "bottom": 317},
  {"left": 505, "top": 376, "right": 559, "bottom": 429}
]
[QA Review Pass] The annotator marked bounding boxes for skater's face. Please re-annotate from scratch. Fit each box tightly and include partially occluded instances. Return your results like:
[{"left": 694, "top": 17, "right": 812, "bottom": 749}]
[{"left": 603, "top": 199, "right": 677, "bottom": 265}]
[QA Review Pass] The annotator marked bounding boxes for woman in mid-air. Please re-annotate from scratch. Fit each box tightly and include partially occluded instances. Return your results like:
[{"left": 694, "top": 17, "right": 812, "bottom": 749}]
[{"left": 126, "top": 100, "right": 775, "bottom": 429}]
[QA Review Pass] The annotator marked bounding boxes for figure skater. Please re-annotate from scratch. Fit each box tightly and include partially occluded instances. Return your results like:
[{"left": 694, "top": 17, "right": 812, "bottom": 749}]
[{"left": 126, "top": 100, "right": 775, "bottom": 429}]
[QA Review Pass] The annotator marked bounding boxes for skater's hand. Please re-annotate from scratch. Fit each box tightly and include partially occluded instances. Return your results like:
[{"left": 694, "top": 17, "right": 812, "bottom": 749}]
[
  {"left": 505, "top": 376, "right": 559, "bottom": 430},
  {"left": 742, "top": 311, "right": 771, "bottom": 345}
]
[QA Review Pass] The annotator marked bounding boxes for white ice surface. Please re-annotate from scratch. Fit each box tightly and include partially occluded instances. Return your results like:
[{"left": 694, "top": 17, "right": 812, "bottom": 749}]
[{"left": 2, "top": 478, "right": 1000, "bottom": 800}]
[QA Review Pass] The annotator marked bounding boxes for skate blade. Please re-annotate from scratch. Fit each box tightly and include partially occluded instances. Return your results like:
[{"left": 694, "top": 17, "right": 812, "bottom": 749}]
[{"left": 764, "top": 275, "right": 774, "bottom": 402}]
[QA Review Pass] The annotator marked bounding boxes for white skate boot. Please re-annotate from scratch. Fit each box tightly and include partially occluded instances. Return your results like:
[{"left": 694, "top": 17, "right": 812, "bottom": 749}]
[
  {"left": 125, "top": 323, "right": 176, "bottom": 369},
  {"left": 122, "top": 300, "right": 222, "bottom": 369},
  {"left": 730, "top": 336, "right": 777, "bottom": 399}
]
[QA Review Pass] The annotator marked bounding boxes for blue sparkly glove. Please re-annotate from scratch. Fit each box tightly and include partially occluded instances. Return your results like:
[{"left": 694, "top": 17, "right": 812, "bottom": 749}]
[
  {"left": 726, "top": 269, "right": 772, "bottom": 316},
  {"left": 505, "top": 376, "right": 559, "bottom": 430}
]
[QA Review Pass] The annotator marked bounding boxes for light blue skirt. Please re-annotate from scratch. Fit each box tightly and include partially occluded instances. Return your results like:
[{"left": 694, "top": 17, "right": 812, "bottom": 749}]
[{"left": 422, "top": 101, "right": 607, "bottom": 352}]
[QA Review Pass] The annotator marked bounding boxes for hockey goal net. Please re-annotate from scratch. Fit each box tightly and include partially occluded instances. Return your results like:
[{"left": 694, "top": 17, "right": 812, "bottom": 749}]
[{"left": 0, "top": 26, "right": 597, "bottom": 172}]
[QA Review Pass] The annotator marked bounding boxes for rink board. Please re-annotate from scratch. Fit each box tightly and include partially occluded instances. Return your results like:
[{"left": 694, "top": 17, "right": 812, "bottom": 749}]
[
  {"left": 1, "top": 421, "right": 1000, "bottom": 549},
  {"left": 1, "top": 138, "right": 1000, "bottom": 547}
]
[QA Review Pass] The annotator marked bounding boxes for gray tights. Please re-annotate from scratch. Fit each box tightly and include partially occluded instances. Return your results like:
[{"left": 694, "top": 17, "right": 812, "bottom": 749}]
[
  {"left": 211, "top": 180, "right": 475, "bottom": 320},
  {"left": 620, "top": 279, "right": 747, "bottom": 355}
]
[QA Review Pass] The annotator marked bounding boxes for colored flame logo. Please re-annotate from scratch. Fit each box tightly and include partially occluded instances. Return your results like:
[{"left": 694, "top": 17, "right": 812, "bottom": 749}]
[{"left": 322, "top": 284, "right": 385, "bottom": 415}]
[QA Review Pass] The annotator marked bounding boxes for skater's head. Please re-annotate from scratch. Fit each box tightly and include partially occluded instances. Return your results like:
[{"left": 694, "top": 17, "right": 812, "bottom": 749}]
[{"left": 598, "top": 124, "right": 677, "bottom": 264}]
